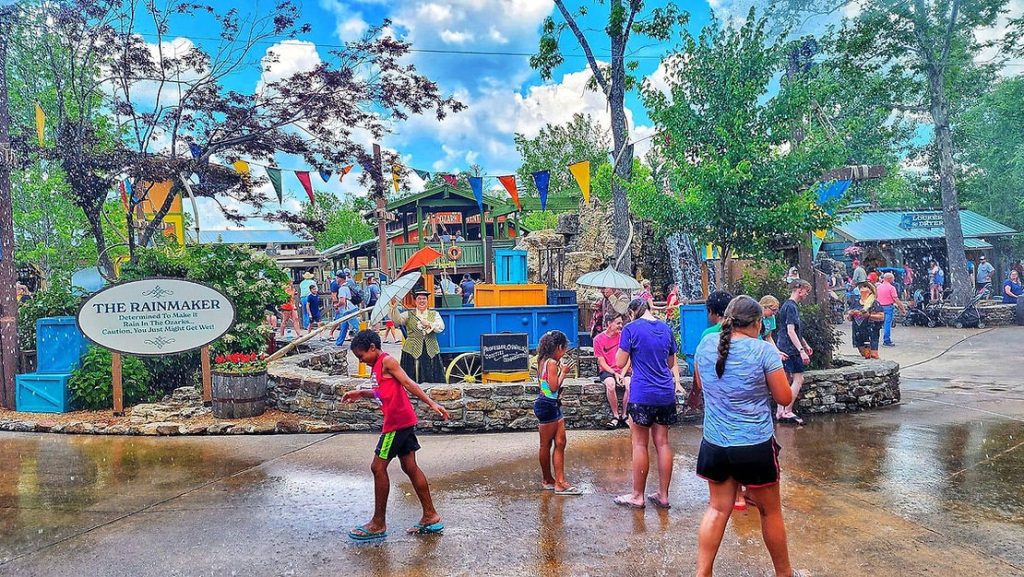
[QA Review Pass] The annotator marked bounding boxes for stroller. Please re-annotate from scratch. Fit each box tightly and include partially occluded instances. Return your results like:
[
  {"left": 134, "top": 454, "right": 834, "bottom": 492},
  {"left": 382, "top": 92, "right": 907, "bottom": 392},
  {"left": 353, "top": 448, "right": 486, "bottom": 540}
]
[
  {"left": 946, "top": 284, "right": 989, "bottom": 329},
  {"left": 902, "top": 290, "right": 936, "bottom": 327}
]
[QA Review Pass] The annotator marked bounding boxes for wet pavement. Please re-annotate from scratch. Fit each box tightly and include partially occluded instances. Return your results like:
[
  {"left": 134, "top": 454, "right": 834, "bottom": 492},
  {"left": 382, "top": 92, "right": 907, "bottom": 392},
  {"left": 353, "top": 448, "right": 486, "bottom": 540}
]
[{"left": 3, "top": 326, "right": 1024, "bottom": 576}]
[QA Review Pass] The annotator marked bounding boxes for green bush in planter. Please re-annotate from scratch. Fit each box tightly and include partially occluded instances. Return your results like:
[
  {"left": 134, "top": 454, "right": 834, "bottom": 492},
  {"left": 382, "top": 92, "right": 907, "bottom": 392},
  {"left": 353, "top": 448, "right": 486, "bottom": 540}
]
[
  {"left": 69, "top": 346, "right": 155, "bottom": 410},
  {"left": 16, "top": 284, "right": 84, "bottom": 350}
]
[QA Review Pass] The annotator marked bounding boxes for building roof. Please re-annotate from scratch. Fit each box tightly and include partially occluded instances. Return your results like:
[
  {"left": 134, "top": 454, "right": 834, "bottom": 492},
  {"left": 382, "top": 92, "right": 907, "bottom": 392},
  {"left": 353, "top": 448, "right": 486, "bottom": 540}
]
[
  {"left": 197, "top": 229, "right": 312, "bottom": 245},
  {"left": 383, "top": 183, "right": 514, "bottom": 214},
  {"left": 834, "top": 210, "right": 1016, "bottom": 243}
]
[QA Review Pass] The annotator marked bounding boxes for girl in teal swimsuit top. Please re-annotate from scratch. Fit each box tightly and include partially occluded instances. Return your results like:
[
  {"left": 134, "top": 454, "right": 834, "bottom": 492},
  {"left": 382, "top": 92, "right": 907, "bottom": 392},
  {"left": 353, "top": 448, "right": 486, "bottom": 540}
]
[{"left": 531, "top": 331, "right": 581, "bottom": 495}]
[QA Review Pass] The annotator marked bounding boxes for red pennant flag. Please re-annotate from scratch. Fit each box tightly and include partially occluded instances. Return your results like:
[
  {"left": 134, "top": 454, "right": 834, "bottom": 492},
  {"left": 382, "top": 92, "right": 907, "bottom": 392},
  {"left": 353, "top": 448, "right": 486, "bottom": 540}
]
[
  {"left": 441, "top": 174, "right": 457, "bottom": 187},
  {"left": 295, "top": 171, "right": 315, "bottom": 205},
  {"left": 497, "top": 175, "right": 522, "bottom": 211},
  {"left": 338, "top": 165, "right": 353, "bottom": 183},
  {"left": 118, "top": 181, "right": 129, "bottom": 212}
]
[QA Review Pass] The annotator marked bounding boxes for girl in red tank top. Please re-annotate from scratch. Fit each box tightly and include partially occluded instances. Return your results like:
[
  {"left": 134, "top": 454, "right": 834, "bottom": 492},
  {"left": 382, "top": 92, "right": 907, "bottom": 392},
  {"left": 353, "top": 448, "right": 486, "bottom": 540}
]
[{"left": 371, "top": 352, "right": 418, "bottom": 432}]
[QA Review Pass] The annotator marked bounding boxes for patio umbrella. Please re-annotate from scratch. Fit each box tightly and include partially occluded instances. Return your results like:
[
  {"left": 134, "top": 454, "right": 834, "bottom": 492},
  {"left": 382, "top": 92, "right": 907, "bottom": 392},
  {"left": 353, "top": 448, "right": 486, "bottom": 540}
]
[
  {"left": 370, "top": 271, "right": 422, "bottom": 325},
  {"left": 399, "top": 246, "right": 443, "bottom": 276},
  {"left": 576, "top": 265, "right": 642, "bottom": 291}
]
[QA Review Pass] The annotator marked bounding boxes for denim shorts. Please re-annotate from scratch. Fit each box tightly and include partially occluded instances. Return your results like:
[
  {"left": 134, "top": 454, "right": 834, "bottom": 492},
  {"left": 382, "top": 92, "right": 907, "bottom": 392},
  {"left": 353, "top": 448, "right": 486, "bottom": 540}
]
[
  {"left": 533, "top": 396, "right": 563, "bottom": 424},
  {"left": 627, "top": 402, "right": 678, "bottom": 427}
]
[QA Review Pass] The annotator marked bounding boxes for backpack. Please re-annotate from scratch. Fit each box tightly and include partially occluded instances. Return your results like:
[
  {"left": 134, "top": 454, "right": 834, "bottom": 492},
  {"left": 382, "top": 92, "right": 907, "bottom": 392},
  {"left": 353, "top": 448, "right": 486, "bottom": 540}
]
[{"left": 349, "top": 284, "right": 364, "bottom": 306}]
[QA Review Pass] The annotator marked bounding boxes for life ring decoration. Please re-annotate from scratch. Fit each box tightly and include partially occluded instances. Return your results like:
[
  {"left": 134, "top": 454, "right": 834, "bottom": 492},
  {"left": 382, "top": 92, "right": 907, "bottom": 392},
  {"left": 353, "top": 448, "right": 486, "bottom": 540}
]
[{"left": 447, "top": 245, "right": 463, "bottom": 261}]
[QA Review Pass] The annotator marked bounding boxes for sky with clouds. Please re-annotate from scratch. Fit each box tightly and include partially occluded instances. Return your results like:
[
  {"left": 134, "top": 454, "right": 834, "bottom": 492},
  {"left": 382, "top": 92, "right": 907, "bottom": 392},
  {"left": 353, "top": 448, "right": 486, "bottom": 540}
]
[
  {"left": 152, "top": 0, "right": 1021, "bottom": 230},
  {"left": 148, "top": 0, "right": 717, "bottom": 229}
]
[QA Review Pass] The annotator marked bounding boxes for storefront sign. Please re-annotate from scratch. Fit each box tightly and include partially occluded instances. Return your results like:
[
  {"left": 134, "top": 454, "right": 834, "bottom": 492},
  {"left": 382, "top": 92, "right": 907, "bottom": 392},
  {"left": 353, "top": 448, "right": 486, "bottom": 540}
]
[
  {"left": 77, "top": 278, "right": 236, "bottom": 356},
  {"left": 900, "top": 212, "right": 944, "bottom": 230},
  {"left": 432, "top": 212, "right": 464, "bottom": 225}
]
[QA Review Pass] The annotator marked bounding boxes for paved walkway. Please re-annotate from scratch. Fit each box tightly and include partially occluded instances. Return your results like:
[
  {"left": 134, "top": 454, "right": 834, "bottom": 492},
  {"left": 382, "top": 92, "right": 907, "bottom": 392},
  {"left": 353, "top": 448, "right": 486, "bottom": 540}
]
[{"left": 2, "top": 326, "right": 1023, "bottom": 576}]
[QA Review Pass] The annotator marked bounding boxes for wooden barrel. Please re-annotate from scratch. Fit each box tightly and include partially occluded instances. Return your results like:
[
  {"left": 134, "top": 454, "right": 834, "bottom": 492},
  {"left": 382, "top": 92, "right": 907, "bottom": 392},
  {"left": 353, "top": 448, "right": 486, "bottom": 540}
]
[{"left": 212, "top": 371, "right": 268, "bottom": 418}]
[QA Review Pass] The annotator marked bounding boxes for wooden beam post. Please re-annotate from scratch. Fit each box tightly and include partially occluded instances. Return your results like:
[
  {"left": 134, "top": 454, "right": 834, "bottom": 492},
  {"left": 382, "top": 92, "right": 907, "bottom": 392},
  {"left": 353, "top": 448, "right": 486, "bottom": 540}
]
[
  {"left": 112, "top": 352, "right": 124, "bottom": 416},
  {"left": 201, "top": 345, "right": 212, "bottom": 405},
  {"left": 373, "top": 144, "right": 389, "bottom": 278}
]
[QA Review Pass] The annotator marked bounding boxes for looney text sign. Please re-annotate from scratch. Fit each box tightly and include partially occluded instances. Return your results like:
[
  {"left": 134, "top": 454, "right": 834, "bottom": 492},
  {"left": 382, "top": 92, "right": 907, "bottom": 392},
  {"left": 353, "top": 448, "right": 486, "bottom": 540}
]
[{"left": 77, "top": 279, "right": 236, "bottom": 355}]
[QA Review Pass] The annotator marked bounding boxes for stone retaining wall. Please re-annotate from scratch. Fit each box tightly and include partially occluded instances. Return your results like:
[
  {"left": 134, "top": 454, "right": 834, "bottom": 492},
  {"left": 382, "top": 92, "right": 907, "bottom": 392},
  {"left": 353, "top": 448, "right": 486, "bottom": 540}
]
[
  {"left": 895, "top": 302, "right": 1017, "bottom": 327},
  {"left": 267, "top": 350, "right": 901, "bottom": 432}
]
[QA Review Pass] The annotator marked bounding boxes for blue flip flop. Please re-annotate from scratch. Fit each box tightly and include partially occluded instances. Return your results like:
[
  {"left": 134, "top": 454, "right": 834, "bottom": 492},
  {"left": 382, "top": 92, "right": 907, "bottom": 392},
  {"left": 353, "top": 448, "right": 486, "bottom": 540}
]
[
  {"left": 407, "top": 521, "right": 445, "bottom": 535},
  {"left": 349, "top": 525, "right": 388, "bottom": 541}
]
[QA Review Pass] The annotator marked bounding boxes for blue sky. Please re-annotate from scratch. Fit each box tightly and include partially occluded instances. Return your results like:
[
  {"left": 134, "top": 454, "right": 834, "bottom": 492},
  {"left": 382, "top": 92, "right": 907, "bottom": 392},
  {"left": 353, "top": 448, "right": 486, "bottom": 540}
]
[{"left": 145, "top": 0, "right": 723, "bottom": 228}]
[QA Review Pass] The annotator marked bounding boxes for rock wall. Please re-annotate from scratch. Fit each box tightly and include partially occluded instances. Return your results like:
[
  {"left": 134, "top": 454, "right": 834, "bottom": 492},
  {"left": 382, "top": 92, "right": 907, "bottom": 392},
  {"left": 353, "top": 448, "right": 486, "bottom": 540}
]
[
  {"left": 265, "top": 350, "right": 901, "bottom": 432},
  {"left": 894, "top": 302, "right": 1017, "bottom": 327}
]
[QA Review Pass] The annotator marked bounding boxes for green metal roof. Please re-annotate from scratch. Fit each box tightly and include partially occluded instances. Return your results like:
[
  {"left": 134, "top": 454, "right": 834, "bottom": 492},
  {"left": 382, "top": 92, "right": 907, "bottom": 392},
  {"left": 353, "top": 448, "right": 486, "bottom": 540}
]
[
  {"left": 834, "top": 209, "right": 1016, "bottom": 242},
  {"left": 385, "top": 183, "right": 512, "bottom": 213},
  {"left": 963, "top": 238, "right": 994, "bottom": 249}
]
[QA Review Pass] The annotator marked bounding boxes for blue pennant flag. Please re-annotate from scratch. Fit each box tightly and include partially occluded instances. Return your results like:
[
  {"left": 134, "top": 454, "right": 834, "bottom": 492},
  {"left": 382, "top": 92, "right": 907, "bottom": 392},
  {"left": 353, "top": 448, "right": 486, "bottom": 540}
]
[
  {"left": 123, "top": 178, "right": 134, "bottom": 201},
  {"left": 188, "top": 143, "right": 202, "bottom": 158},
  {"left": 531, "top": 170, "right": 550, "bottom": 211},
  {"left": 319, "top": 169, "right": 332, "bottom": 183},
  {"left": 468, "top": 176, "right": 484, "bottom": 215}
]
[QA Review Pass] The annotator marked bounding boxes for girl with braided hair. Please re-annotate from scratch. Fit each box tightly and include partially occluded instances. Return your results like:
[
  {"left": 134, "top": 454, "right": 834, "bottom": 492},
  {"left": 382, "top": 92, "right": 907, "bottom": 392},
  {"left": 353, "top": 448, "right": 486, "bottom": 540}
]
[{"left": 692, "top": 295, "right": 804, "bottom": 577}]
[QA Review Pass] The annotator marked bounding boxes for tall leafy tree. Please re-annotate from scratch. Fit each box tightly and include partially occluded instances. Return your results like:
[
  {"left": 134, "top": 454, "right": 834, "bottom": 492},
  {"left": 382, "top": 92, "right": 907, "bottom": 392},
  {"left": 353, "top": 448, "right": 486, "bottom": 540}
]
[
  {"left": 781, "top": 0, "right": 1011, "bottom": 304},
  {"left": 532, "top": 0, "right": 687, "bottom": 272},
  {"left": 299, "top": 192, "right": 375, "bottom": 251},
  {"left": 7, "top": 0, "right": 464, "bottom": 277},
  {"left": 957, "top": 76, "right": 1024, "bottom": 245},
  {"left": 639, "top": 10, "right": 845, "bottom": 281}
]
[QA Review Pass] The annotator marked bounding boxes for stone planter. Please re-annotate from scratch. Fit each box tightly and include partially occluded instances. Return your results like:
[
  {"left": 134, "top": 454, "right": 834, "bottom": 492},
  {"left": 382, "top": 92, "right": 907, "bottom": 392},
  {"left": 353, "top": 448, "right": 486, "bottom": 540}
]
[{"left": 212, "top": 371, "right": 268, "bottom": 419}]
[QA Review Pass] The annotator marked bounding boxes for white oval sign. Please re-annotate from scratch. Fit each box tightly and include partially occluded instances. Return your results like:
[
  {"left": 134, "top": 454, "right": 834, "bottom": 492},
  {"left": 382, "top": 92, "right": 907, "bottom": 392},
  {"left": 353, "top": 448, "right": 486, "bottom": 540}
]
[{"left": 77, "top": 278, "right": 236, "bottom": 356}]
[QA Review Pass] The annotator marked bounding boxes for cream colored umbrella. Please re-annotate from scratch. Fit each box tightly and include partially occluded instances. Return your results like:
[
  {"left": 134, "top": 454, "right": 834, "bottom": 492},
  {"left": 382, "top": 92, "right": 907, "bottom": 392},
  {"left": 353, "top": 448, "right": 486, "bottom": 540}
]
[{"left": 575, "top": 265, "right": 641, "bottom": 290}]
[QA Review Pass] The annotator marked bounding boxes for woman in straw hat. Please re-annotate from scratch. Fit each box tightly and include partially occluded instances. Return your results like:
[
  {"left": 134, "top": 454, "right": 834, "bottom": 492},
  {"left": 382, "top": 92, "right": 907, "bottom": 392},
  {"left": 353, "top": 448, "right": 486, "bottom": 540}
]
[{"left": 847, "top": 281, "right": 885, "bottom": 359}]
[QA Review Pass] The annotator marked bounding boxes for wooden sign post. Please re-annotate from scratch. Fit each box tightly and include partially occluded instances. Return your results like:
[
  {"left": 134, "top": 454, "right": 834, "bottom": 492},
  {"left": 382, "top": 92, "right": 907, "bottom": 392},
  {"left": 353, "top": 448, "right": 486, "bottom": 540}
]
[
  {"left": 111, "top": 352, "right": 124, "bottom": 416},
  {"left": 201, "top": 345, "right": 212, "bottom": 405}
]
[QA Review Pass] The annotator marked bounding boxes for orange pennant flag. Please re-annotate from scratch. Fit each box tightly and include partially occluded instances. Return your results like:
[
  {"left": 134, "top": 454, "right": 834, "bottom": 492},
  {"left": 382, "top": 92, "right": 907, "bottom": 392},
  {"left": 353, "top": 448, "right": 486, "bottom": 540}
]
[
  {"left": 35, "top": 103, "right": 46, "bottom": 147},
  {"left": 497, "top": 175, "right": 521, "bottom": 211},
  {"left": 568, "top": 161, "right": 591, "bottom": 203},
  {"left": 338, "top": 165, "right": 353, "bottom": 182}
]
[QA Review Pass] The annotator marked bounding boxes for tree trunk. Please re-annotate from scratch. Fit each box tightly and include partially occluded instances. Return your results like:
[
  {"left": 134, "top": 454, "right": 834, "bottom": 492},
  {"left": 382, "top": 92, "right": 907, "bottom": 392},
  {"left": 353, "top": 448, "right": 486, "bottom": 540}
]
[
  {"left": 0, "top": 10, "right": 21, "bottom": 408},
  {"left": 927, "top": 69, "right": 971, "bottom": 306},
  {"left": 84, "top": 203, "right": 115, "bottom": 279},
  {"left": 609, "top": 32, "right": 633, "bottom": 274}
]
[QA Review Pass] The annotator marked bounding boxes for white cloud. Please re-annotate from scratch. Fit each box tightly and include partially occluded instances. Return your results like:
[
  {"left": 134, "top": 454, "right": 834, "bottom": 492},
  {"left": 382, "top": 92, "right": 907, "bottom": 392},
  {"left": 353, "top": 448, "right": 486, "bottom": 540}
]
[
  {"left": 258, "top": 40, "right": 322, "bottom": 89},
  {"left": 974, "top": 0, "right": 1024, "bottom": 76},
  {"left": 318, "top": 0, "right": 370, "bottom": 41},
  {"left": 439, "top": 29, "right": 475, "bottom": 44}
]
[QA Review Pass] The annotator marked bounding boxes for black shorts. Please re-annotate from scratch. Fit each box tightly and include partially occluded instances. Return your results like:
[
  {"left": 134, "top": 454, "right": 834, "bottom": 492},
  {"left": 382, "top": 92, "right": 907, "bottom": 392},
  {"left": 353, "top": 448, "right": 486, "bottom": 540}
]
[
  {"left": 627, "top": 402, "right": 677, "bottom": 427},
  {"left": 782, "top": 355, "right": 805, "bottom": 374},
  {"left": 696, "top": 437, "right": 781, "bottom": 488},
  {"left": 375, "top": 426, "right": 420, "bottom": 460},
  {"left": 533, "top": 396, "right": 563, "bottom": 424},
  {"left": 308, "top": 309, "right": 322, "bottom": 322}
]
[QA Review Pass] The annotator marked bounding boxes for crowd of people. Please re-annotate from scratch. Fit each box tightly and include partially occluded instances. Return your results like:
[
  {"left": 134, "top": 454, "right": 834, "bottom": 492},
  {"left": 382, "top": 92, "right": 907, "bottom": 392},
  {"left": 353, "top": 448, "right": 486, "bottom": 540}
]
[{"left": 336, "top": 280, "right": 813, "bottom": 576}]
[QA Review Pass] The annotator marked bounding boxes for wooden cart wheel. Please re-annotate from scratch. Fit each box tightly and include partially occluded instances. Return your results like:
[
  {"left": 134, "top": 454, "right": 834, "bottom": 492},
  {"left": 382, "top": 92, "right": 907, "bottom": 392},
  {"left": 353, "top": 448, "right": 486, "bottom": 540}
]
[{"left": 446, "top": 352, "right": 482, "bottom": 384}]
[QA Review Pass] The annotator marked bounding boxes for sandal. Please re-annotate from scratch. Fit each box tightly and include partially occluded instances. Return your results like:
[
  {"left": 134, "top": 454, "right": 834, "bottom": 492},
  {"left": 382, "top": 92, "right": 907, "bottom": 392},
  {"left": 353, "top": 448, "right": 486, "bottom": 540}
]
[
  {"left": 613, "top": 495, "right": 645, "bottom": 509},
  {"left": 554, "top": 485, "right": 583, "bottom": 496},
  {"left": 647, "top": 493, "right": 671, "bottom": 509},
  {"left": 541, "top": 483, "right": 556, "bottom": 491},
  {"left": 407, "top": 521, "right": 444, "bottom": 535},
  {"left": 348, "top": 525, "right": 388, "bottom": 541}
]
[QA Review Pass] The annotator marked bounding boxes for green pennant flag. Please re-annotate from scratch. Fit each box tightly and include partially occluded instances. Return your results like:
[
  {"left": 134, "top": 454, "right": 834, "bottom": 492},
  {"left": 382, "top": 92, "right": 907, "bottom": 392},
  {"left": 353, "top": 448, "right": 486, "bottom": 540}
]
[
  {"left": 413, "top": 169, "right": 431, "bottom": 181},
  {"left": 266, "top": 167, "right": 283, "bottom": 204}
]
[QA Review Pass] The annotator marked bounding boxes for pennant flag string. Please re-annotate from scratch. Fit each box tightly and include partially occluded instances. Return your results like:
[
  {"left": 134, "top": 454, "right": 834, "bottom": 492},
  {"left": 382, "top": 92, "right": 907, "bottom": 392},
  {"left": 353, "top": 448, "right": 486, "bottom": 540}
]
[
  {"left": 35, "top": 103, "right": 46, "bottom": 147},
  {"left": 568, "top": 161, "right": 591, "bottom": 204},
  {"left": 294, "top": 171, "right": 316, "bottom": 205},
  {"left": 531, "top": 171, "right": 550, "bottom": 212},
  {"left": 497, "top": 175, "right": 522, "bottom": 211},
  {"left": 468, "top": 176, "right": 485, "bottom": 216},
  {"left": 266, "top": 167, "right": 284, "bottom": 205}
]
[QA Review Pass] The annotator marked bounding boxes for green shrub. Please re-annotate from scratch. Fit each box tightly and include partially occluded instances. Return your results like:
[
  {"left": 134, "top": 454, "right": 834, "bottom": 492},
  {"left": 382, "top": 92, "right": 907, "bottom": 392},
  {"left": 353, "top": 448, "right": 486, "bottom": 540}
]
[
  {"left": 16, "top": 285, "right": 84, "bottom": 350},
  {"left": 142, "top": 351, "right": 201, "bottom": 397},
  {"left": 796, "top": 303, "right": 841, "bottom": 370},
  {"left": 69, "top": 346, "right": 154, "bottom": 410}
]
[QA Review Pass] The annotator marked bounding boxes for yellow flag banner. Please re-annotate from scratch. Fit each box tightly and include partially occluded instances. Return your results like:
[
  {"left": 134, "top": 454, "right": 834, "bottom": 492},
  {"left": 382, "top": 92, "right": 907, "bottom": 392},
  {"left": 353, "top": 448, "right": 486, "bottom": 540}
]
[
  {"left": 392, "top": 164, "right": 401, "bottom": 193},
  {"left": 568, "top": 161, "right": 591, "bottom": 203},
  {"left": 232, "top": 160, "right": 250, "bottom": 175},
  {"left": 35, "top": 103, "right": 46, "bottom": 147}
]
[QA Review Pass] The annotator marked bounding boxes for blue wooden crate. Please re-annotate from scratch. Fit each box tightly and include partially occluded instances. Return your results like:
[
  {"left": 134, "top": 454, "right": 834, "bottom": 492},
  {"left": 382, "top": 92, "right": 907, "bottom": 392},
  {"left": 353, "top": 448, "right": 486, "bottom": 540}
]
[
  {"left": 16, "top": 373, "right": 74, "bottom": 413},
  {"left": 494, "top": 249, "right": 528, "bottom": 284},
  {"left": 547, "top": 289, "right": 577, "bottom": 305},
  {"left": 36, "top": 316, "right": 89, "bottom": 374},
  {"left": 678, "top": 304, "right": 711, "bottom": 373}
]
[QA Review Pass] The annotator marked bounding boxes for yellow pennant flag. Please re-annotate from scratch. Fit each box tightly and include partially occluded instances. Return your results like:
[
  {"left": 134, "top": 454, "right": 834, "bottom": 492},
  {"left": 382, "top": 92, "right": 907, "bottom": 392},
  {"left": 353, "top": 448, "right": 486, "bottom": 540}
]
[
  {"left": 392, "top": 164, "right": 401, "bottom": 193},
  {"left": 813, "top": 229, "right": 827, "bottom": 240},
  {"left": 232, "top": 160, "right": 250, "bottom": 175},
  {"left": 568, "top": 161, "right": 591, "bottom": 203},
  {"left": 35, "top": 103, "right": 46, "bottom": 147}
]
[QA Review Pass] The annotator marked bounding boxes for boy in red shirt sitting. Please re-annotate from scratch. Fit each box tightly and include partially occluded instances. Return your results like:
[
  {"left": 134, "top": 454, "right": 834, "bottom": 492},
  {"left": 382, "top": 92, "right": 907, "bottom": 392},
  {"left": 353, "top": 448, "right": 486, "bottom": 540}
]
[{"left": 343, "top": 330, "right": 450, "bottom": 541}]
